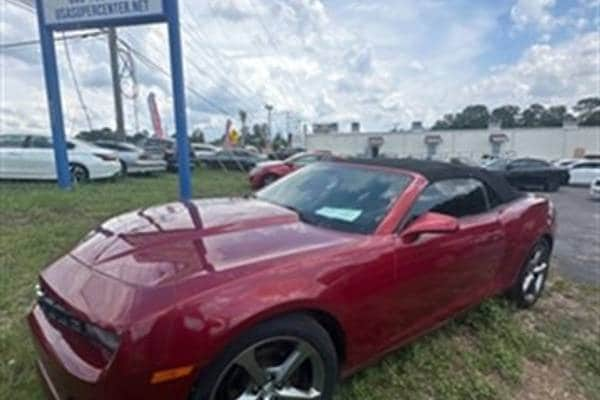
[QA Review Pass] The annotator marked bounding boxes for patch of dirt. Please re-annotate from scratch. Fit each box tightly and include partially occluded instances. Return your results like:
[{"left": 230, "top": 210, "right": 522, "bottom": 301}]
[{"left": 516, "top": 360, "right": 587, "bottom": 400}]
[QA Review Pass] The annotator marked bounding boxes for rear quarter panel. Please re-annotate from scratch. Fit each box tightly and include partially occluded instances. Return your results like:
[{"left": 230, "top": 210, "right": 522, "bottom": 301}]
[{"left": 494, "top": 195, "right": 554, "bottom": 291}]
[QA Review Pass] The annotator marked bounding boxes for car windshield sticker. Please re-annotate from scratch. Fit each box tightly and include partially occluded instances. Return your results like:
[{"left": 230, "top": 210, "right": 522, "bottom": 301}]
[{"left": 315, "top": 207, "right": 362, "bottom": 222}]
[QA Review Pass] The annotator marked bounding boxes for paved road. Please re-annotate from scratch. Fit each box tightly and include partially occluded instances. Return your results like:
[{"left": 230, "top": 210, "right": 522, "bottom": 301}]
[{"left": 543, "top": 186, "right": 600, "bottom": 285}]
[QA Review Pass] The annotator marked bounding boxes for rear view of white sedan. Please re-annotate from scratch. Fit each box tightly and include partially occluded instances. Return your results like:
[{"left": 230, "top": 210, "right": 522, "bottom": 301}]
[
  {"left": 0, "top": 134, "right": 121, "bottom": 182},
  {"left": 568, "top": 160, "right": 600, "bottom": 186}
]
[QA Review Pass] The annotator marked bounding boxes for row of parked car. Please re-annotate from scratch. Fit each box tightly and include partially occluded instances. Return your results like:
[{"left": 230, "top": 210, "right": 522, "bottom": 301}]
[
  {"left": 0, "top": 134, "right": 306, "bottom": 182},
  {"left": 246, "top": 152, "right": 600, "bottom": 197}
]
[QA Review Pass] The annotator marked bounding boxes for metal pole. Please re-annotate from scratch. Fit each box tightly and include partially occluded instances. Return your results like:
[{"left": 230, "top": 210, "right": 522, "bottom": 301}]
[
  {"left": 35, "top": 0, "right": 71, "bottom": 189},
  {"left": 108, "top": 27, "right": 125, "bottom": 138},
  {"left": 166, "top": 0, "right": 192, "bottom": 200}
]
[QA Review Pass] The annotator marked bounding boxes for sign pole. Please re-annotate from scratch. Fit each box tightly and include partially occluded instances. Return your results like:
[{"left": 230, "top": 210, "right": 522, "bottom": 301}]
[
  {"left": 35, "top": 0, "right": 71, "bottom": 189},
  {"left": 166, "top": 0, "right": 192, "bottom": 201}
]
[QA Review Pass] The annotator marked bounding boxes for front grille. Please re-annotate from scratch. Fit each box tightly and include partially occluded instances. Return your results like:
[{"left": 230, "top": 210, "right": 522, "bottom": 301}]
[{"left": 36, "top": 285, "right": 86, "bottom": 335}]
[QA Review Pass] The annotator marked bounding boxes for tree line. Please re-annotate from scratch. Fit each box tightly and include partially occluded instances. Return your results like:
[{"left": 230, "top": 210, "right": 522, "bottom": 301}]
[{"left": 431, "top": 97, "right": 600, "bottom": 130}]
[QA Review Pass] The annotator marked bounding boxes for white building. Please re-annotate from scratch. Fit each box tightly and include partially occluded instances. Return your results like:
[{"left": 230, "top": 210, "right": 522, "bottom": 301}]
[{"left": 303, "top": 125, "right": 600, "bottom": 161}]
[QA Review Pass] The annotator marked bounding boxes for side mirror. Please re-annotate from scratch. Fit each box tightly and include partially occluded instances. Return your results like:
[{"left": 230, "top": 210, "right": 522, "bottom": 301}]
[{"left": 401, "top": 212, "right": 459, "bottom": 243}]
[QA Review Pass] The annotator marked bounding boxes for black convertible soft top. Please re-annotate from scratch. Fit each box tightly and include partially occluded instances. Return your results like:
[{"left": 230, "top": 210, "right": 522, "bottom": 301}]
[{"left": 341, "top": 157, "right": 523, "bottom": 204}]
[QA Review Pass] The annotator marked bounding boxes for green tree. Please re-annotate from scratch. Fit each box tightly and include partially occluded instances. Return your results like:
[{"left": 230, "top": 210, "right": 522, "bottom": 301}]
[
  {"left": 491, "top": 105, "right": 520, "bottom": 128},
  {"left": 431, "top": 114, "right": 455, "bottom": 130},
  {"left": 190, "top": 128, "right": 205, "bottom": 143},
  {"left": 271, "top": 132, "right": 288, "bottom": 151},
  {"left": 459, "top": 105, "right": 490, "bottom": 129},
  {"left": 540, "top": 105, "right": 567, "bottom": 127},
  {"left": 574, "top": 97, "right": 600, "bottom": 126},
  {"left": 518, "top": 104, "right": 546, "bottom": 127}
]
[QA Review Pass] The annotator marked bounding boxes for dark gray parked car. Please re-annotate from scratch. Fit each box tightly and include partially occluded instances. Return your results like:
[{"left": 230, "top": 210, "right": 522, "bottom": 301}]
[{"left": 198, "top": 149, "right": 265, "bottom": 171}]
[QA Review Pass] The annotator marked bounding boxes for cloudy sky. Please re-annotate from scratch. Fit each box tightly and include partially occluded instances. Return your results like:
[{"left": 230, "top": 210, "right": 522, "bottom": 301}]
[{"left": 0, "top": 0, "right": 598, "bottom": 140}]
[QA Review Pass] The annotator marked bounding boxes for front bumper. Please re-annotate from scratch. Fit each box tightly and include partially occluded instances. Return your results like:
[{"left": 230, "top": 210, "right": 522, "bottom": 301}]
[
  {"left": 28, "top": 305, "right": 196, "bottom": 400},
  {"left": 28, "top": 306, "right": 106, "bottom": 400},
  {"left": 88, "top": 161, "right": 122, "bottom": 180}
]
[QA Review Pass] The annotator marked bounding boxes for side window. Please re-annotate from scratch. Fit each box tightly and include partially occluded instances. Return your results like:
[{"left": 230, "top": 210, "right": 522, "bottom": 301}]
[
  {"left": 409, "top": 178, "right": 489, "bottom": 220},
  {"left": 0, "top": 135, "right": 25, "bottom": 148},
  {"left": 574, "top": 162, "right": 600, "bottom": 169},
  {"left": 29, "top": 136, "right": 53, "bottom": 148}
]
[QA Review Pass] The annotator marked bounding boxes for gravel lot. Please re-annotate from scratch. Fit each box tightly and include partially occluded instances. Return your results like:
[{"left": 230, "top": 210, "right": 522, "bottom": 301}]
[{"left": 543, "top": 186, "right": 600, "bottom": 286}]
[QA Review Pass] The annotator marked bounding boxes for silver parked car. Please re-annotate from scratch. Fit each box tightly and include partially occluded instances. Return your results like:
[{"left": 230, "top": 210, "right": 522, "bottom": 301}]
[{"left": 94, "top": 140, "right": 166, "bottom": 175}]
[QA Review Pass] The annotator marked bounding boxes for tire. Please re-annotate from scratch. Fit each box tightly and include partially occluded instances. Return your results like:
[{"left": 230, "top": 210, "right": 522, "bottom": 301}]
[
  {"left": 189, "top": 314, "right": 338, "bottom": 400},
  {"left": 544, "top": 178, "right": 559, "bottom": 192},
  {"left": 508, "top": 239, "right": 551, "bottom": 308},
  {"left": 69, "top": 163, "right": 89, "bottom": 184},
  {"left": 262, "top": 174, "right": 278, "bottom": 187},
  {"left": 119, "top": 160, "right": 128, "bottom": 175}
]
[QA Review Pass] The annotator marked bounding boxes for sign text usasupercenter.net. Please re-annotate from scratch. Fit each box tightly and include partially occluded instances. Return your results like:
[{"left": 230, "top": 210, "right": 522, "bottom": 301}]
[{"left": 54, "top": 0, "right": 151, "bottom": 21}]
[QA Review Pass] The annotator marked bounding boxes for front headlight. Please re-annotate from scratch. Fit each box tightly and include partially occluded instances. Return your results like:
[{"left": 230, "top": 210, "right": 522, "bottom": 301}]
[{"left": 85, "top": 323, "right": 120, "bottom": 351}]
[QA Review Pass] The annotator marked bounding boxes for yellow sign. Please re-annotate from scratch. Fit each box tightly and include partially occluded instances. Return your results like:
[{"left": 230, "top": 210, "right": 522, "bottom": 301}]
[{"left": 228, "top": 128, "right": 240, "bottom": 145}]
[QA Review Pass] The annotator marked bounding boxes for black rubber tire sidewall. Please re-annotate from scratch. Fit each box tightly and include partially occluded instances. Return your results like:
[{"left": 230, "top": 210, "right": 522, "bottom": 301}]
[{"left": 189, "top": 314, "right": 338, "bottom": 400}]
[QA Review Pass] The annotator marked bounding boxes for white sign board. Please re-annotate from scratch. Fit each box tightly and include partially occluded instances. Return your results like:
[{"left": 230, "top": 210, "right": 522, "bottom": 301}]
[{"left": 43, "top": 0, "right": 165, "bottom": 27}]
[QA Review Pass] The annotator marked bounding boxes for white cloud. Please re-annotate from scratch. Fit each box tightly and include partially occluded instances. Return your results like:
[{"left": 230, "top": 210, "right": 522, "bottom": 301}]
[
  {"left": 0, "top": 0, "right": 597, "bottom": 138},
  {"left": 511, "top": 0, "right": 557, "bottom": 31},
  {"left": 463, "top": 32, "right": 600, "bottom": 109}
]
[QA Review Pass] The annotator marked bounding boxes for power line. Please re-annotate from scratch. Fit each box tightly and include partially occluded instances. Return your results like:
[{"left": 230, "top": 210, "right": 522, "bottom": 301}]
[
  {"left": 0, "top": 31, "right": 106, "bottom": 51},
  {"left": 62, "top": 32, "right": 93, "bottom": 130},
  {"left": 118, "top": 38, "right": 232, "bottom": 115}
]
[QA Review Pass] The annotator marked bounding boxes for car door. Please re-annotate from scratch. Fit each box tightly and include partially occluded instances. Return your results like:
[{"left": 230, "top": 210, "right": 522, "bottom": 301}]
[
  {"left": 390, "top": 178, "right": 505, "bottom": 342},
  {"left": 571, "top": 162, "right": 600, "bottom": 185},
  {"left": 21, "top": 136, "right": 57, "bottom": 179},
  {"left": 0, "top": 135, "right": 27, "bottom": 178}
]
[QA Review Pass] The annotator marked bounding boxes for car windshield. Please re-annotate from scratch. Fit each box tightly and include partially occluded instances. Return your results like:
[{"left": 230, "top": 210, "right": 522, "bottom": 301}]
[{"left": 256, "top": 162, "right": 412, "bottom": 234}]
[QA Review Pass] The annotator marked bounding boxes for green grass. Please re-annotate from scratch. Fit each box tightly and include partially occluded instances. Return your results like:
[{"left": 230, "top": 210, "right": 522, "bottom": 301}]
[{"left": 0, "top": 169, "right": 598, "bottom": 399}]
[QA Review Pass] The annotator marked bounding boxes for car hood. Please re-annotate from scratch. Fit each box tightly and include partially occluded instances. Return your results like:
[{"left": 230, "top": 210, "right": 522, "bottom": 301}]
[{"left": 67, "top": 198, "right": 357, "bottom": 287}]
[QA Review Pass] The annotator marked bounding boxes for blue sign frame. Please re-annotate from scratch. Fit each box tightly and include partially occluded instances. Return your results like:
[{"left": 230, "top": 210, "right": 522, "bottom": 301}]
[{"left": 35, "top": 0, "right": 192, "bottom": 200}]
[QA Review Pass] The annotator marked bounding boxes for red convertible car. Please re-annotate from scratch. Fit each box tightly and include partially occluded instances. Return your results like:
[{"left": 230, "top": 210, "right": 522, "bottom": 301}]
[{"left": 28, "top": 159, "right": 555, "bottom": 400}]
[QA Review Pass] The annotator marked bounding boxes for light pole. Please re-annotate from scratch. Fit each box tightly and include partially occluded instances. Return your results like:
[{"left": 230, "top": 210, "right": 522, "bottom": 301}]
[{"left": 265, "top": 104, "right": 273, "bottom": 144}]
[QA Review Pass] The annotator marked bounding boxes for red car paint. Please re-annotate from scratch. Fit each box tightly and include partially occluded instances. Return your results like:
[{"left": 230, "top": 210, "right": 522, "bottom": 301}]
[
  {"left": 248, "top": 160, "right": 296, "bottom": 189},
  {"left": 28, "top": 166, "right": 555, "bottom": 400},
  {"left": 248, "top": 152, "right": 333, "bottom": 189}
]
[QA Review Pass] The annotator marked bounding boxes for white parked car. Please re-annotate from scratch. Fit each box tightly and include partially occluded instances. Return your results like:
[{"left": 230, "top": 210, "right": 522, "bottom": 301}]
[
  {"left": 553, "top": 158, "right": 580, "bottom": 168},
  {"left": 590, "top": 177, "right": 600, "bottom": 200},
  {"left": 0, "top": 134, "right": 121, "bottom": 182},
  {"left": 191, "top": 143, "right": 220, "bottom": 158},
  {"left": 568, "top": 160, "right": 600, "bottom": 185},
  {"left": 94, "top": 140, "right": 166, "bottom": 175}
]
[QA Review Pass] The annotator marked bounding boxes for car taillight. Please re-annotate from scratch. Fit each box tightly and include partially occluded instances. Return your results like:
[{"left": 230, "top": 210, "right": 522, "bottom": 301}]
[{"left": 94, "top": 153, "right": 117, "bottom": 162}]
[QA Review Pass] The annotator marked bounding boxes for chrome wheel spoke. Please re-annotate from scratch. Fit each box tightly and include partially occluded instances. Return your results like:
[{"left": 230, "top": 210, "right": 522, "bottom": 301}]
[
  {"left": 522, "top": 273, "right": 535, "bottom": 292},
  {"left": 272, "top": 342, "right": 313, "bottom": 385},
  {"left": 534, "top": 273, "right": 544, "bottom": 293},
  {"left": 530, "top": 249, "right": 543, "bottom": 266},
  {"left": 533, "top": 262, "right": 548, "bottom": 274},
  {"left": 236, "top": 349, "right": 269, "bottom": 386},
  {"left": 274, "top": 386, "right": 322, "bottom": 400}
]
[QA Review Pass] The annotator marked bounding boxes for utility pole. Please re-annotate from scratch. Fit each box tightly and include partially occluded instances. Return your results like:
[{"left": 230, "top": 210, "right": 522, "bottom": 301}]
[
  {"left": 265, "top": 104, "right": 273, "bottom": 149},
  {"left": 108, "top": 27, "right": 125, "bottom": 138}
]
